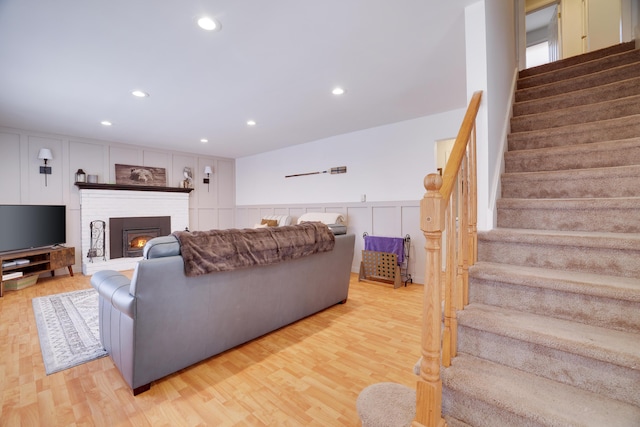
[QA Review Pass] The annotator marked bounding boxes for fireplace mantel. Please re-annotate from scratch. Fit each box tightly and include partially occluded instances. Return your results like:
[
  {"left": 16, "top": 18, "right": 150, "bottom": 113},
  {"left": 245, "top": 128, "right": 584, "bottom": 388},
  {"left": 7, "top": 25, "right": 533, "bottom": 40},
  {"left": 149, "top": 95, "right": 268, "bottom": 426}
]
[{"left": 75, "top": 182, "right": 193, "bottom": 193}]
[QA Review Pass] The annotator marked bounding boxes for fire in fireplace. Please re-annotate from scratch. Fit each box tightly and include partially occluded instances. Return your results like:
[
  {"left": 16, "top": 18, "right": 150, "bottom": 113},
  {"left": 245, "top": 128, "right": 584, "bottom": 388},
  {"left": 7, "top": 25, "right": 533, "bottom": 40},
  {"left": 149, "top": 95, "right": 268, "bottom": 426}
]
[
  {"left": 109, "top": 216, "right": 171, "bottom": 259},
  {"left": 123, "top": 227, "right": 161, "bottom": 257}
]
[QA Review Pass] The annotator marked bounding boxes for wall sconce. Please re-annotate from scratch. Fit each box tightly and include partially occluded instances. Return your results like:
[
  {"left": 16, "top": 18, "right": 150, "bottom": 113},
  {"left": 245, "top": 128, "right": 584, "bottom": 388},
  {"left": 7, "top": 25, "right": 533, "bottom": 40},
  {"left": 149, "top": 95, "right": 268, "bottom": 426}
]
[
  {"left": 38, "top": 148, "right": 53, "bottom": 186},
  {"left": 203, "top": 166, "right": 213, "bottom": 192}
]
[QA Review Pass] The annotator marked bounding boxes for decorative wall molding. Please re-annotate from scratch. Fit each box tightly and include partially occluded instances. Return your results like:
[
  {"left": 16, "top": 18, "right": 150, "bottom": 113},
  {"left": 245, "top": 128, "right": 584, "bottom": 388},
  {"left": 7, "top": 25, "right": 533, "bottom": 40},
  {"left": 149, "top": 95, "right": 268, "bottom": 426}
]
[{"left": 235, "top": 200, "right": 426, "bottom": 285}]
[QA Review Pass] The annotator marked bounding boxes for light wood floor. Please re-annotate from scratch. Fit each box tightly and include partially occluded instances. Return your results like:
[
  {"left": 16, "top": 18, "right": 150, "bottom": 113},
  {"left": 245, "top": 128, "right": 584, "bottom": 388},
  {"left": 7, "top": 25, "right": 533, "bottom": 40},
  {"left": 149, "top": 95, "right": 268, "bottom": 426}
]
[{"left": 0, "top": 272, "right": 423, "bottom": 426}]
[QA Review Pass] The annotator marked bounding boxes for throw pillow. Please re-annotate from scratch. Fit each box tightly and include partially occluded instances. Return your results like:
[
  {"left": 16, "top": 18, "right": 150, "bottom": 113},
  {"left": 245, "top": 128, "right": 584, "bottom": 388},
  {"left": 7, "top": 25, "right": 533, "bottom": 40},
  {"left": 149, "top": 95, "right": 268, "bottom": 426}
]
[{"left": 261, "top": 219, "right": 279, "bottom": 227}]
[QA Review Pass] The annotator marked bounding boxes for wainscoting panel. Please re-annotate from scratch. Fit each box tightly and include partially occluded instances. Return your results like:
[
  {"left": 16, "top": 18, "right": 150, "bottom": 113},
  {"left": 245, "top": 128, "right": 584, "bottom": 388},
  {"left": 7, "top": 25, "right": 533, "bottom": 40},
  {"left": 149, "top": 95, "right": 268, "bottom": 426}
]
[
  {"left": 29, "top": 136, "right": 64, "bottom": 204},
  {"left": 289, "top": 208, "right": 307, "bottom": 220},
  {"left": 0, "top": 132, "right": 21, "bottom": 204},
  {"left": 235, "top": 200, "right": 425, "bottom": 284},
  {"left": 401, "top": 205, "right": 424, "bottom": 283},
  {"left": 370, "top": 206, "right": 401, "bottom": 237},
  {"left": 197, "top": 208, "right": 215, "bottom": 231},
  {"left": 260, "top": 207, "right": 275, "bottom": 220},
  {"left": 218, "top": 208, "right": 235, "bottom": 230},
  {"left": 274, "top": 207, "right": 290, "bottom": 217},
  {"left": 237, "top": 208, "right": 258, "bottom": 227},
  {"left": 216, "top": 159, "right": 235, "bottom": 207},
  {"left": 345, "top": 206, "right": 371, "bottom": 273}
]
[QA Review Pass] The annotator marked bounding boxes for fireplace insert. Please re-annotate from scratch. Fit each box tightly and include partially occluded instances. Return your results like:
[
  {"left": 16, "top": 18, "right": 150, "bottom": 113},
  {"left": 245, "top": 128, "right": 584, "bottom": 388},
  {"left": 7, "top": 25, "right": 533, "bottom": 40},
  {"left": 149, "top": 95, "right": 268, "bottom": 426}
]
[
  {"left": 109, "top": 216, "right": 171, "bottom": 259},
  {"left": 123, "top": 227, "right": 161, "bottom": 258}
]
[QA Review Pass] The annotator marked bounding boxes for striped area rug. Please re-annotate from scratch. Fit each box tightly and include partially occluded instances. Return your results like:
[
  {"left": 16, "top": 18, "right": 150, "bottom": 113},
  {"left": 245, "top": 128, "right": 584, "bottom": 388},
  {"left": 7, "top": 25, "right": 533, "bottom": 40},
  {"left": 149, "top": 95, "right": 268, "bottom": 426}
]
[{"left": 32, "top": 289, "right": 107, "bottom": 375}]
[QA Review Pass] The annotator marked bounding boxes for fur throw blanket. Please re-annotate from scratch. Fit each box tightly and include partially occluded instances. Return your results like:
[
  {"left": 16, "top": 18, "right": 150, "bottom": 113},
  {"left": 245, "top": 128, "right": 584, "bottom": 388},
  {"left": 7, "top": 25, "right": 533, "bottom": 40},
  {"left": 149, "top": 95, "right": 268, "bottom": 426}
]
[{"left": 172, "top": 222, "right": 335, "bottom": 277}]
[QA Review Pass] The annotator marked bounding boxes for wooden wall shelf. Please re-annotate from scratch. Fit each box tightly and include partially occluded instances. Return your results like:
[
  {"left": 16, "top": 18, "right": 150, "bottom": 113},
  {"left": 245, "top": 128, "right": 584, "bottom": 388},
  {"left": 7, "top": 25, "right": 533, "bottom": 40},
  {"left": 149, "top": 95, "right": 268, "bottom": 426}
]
[{"left": 75, "top": 182, "right": 193, "bottom": 193}]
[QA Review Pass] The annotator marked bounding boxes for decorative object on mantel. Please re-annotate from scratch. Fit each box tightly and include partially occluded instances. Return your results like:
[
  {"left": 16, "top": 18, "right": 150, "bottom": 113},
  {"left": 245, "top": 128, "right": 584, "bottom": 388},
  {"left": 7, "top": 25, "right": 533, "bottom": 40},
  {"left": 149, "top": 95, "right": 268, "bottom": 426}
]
[
  {"left": 75, "top": 169, "right": 86, "bottom": 183},
  {"left": 203, "top": 165, "right": 213, "bottom": 191},
  {"left": 182, "top": 167, "right": 194, "bottom": 189},
  {"left": 38, "top": 148, "right": 53, "bottom": 186},
  {"left": 87, "top": 174, "right": 98, "bottom": 183},
  {"left": 75, "top": 182, "right": 193, "bottom": 193},
  {"left": 285, "top": 165, "right": 347, "bottom": 178},
  {"left": 88, "top": 220, "right": 106, "bottom": 262},
  {"left": 115, "top": 164, "right": 167, "bottom": 187}
]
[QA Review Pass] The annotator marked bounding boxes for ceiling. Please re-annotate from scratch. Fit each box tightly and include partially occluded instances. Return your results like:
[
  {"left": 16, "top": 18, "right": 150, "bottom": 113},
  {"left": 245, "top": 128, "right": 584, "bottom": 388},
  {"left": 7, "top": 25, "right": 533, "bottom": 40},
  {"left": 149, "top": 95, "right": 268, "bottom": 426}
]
[
  {"left": 526, "top": 3, "right": 557, "bottom": 33},
  {"left": 0, "top": 1, "right": 478, "bottom": 159}
]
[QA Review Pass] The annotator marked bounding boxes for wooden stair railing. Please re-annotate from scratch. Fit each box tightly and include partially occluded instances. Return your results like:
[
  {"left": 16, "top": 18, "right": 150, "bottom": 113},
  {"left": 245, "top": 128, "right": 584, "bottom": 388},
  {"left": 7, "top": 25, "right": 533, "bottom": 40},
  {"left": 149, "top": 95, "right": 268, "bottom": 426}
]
[{"left": 413, "top": 91, "right": 482, "bottom": 427}]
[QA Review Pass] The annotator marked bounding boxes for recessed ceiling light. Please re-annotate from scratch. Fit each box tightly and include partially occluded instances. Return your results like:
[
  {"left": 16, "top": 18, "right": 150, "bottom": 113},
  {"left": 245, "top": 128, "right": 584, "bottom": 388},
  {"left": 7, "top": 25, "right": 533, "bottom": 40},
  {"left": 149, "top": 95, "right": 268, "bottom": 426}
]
[
  {"left": 332, "top": 87, "right": 346, "bottom": 95},
  {"left": 198, "top": 16, "right": 221, "bottom": 31},
  {"left": 100, "top": 120, "right": 112, "bottom": 126},
  {"left": 246, "top": 120, "right": 256, "bottom": 126},
  {"left": 131, "top": 90, "right": 149, "bottom": 98},
  {"left": 200, "top": 138, "right": 208, "bottom": 143}
]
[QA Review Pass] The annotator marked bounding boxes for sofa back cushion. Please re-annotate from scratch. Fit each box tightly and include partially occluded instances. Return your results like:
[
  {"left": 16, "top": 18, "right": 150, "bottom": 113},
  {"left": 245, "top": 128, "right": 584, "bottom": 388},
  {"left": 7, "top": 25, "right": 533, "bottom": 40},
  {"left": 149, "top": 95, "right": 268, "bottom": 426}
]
[{"left": 144, "top": 235, "right": 181, "bottom": 259}]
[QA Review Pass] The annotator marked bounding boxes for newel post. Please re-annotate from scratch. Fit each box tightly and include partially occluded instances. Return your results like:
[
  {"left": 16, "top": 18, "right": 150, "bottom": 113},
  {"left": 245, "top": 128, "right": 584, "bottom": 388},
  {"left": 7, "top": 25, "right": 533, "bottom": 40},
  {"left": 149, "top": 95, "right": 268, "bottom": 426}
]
[{"left": 414, "top": 173, "right": 446, "bottom": 427}]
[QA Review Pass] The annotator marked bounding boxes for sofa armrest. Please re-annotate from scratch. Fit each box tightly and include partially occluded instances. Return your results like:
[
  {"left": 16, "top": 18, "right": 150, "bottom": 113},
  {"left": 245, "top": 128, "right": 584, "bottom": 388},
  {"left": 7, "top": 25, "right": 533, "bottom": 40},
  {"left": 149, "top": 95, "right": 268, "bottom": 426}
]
[{"left": 90, "top": 270, "right": 135, "bottom": 319}]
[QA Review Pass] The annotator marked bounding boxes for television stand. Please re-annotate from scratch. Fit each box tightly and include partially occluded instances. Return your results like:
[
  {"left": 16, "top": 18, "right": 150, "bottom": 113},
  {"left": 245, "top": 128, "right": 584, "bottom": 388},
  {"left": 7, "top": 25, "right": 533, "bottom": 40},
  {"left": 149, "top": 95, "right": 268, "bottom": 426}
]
[{"left": 0, "top": 246, "right": 75, "bottom": 297}]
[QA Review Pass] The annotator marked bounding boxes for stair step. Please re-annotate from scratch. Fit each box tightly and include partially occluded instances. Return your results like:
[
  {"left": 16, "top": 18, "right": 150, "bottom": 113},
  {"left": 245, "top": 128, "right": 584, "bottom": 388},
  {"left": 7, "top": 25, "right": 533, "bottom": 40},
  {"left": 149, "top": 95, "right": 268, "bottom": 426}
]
[
  {"left": 508, "top": 114, "right": 640, "bottom": 151},
  {"left": 517, "top": 48, "right": 640, "bottom": 90},
  {"left": 458, "top": 304, "right": 640, "bottom": 372},
  {"left": 510, "top": 94, "right": 640, "bottom": 133},
  {"left": 518, "top": 41, "right": 635, "bottom": 79},
  {"left": 515, "top": 60, "right": 640, "bottom": 103},
  {"left": 513, "top": 76, "right": 640, "bottom": 117},
  {"left": 477, "top": 228, "right": 640, "bottom": 278},
  {"left": 469, "top": 262, "right": 640, "bottom": 332},
  {"left": 442, "top": 355, "right": 640, "bottom": 427},
  {"left": 496, "top": 197, "right": 640, "bottom": 233},
  {"left": 501, "top": 165, "right": 640, "bottom": 199},
  {"left": 504, "top": 137, "right": 640, "bottom": 173},
  {"left": 443, "top": 416, "right": 473, "bottom": 427},
  {"left": 457, "top": 304, "right": 640, "bottom": 406}
]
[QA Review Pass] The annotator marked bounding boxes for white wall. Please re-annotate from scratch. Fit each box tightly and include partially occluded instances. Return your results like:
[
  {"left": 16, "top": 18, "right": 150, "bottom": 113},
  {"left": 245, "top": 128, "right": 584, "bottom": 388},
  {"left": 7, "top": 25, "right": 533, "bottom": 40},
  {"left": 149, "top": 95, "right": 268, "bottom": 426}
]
[
  {"left": 235, "top": 109, "right": 467, "bottom": 285},
  {"left": 465, "top": 0, "right": 517, "bottom": 231},
  {"left": 236, "top": 110, "right": 465, "bottom": 206}
]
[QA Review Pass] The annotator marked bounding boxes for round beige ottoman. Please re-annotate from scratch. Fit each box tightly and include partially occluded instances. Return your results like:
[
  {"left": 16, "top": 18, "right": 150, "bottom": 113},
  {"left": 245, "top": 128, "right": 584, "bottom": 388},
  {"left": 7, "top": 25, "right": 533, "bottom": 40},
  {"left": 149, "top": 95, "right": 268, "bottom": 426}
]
[{"left": 356, "top": 382, "right": 416, "bottom": 427}]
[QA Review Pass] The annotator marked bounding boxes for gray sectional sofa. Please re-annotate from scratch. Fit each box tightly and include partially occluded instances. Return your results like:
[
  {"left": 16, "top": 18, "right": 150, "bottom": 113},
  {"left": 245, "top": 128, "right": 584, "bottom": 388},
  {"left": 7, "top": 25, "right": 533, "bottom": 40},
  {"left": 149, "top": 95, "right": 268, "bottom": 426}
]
[{"left": 91, "top": 226, "right": 355, "bottom": 395}]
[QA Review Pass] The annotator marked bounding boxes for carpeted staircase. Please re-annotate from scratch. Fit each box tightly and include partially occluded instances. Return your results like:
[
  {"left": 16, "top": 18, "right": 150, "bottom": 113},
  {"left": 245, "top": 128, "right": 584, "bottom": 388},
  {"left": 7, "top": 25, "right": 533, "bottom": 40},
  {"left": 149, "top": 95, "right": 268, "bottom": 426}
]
[{"left": 441, "top": 42, "right": 640, "bottom": 426}]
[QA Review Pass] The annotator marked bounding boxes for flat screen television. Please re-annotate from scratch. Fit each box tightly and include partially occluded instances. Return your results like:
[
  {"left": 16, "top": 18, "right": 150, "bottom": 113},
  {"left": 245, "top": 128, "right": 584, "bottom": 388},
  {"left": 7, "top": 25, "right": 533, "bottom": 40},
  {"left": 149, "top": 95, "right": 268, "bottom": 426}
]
[{"left": 0, "top": 205, "right": 67, "bottom": 253}]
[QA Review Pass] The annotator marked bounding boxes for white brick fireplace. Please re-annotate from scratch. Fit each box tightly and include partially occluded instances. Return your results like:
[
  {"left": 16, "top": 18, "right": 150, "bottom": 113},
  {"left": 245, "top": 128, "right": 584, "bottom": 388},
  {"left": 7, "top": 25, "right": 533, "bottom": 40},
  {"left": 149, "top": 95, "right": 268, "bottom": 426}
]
[{"left": 79, "top": 189, "right": 189, "bottom": 275}]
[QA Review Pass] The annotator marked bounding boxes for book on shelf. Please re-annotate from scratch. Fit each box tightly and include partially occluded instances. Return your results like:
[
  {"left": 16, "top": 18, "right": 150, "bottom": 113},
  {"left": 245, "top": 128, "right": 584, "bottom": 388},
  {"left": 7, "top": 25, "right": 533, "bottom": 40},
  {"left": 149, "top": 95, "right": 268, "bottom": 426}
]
[{"left": 2, "top": 271, "right": 24, "bottom": 281}]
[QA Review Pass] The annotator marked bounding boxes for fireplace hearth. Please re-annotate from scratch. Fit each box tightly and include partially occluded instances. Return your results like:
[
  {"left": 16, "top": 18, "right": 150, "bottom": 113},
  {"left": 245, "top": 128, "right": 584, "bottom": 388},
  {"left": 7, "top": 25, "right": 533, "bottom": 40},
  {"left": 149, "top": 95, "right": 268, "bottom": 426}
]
[{"left": 110, "top": 216, "right": 171, "bottom": 259}]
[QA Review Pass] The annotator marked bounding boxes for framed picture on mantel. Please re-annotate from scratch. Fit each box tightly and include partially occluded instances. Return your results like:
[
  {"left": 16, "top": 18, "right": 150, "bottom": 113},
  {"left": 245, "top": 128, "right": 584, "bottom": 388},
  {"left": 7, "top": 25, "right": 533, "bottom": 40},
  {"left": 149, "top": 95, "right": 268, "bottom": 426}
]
[{"left": 115, "top": 164, "right": 167, "bottom": 187}]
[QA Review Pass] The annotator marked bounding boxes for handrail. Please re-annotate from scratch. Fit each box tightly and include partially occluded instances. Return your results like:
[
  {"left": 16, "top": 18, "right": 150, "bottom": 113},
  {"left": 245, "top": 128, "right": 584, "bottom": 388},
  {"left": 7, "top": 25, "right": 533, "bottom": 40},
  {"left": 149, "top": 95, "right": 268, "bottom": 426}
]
[
  {"left": 413, "top": 90, "right": 482, "bottom": 427},
  {"left": 440, "top": 91, "right": 482, "bottom": 201}
]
